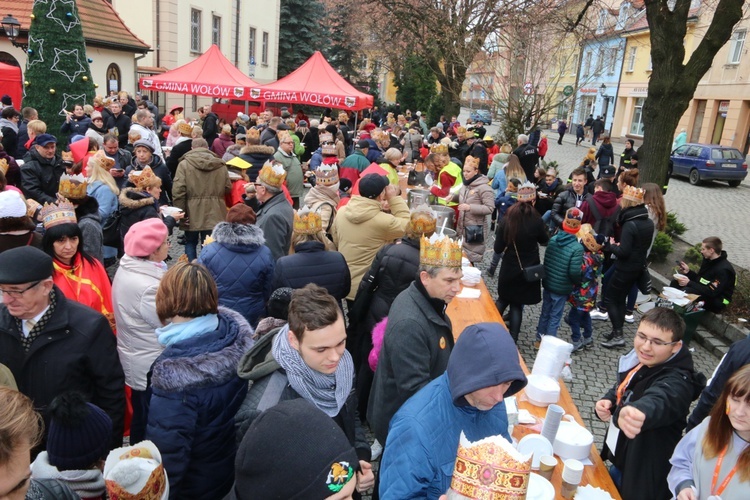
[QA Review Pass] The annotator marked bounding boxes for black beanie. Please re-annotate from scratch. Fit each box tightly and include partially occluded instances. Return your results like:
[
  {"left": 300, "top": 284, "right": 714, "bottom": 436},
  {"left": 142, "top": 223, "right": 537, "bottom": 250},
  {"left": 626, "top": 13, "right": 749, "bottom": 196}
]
[
  {"left": 47, "top": 392, "right": 112, "bottom": 471},
  {"left": 229, "top": 399, "right": 359, "bottom": 499}
]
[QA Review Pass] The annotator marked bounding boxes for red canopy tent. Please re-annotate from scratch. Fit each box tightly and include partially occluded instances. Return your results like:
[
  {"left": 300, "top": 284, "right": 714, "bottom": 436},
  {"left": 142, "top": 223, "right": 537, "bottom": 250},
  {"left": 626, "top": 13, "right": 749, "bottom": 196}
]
[
  {"left": 250, "top": 51, "right": 373, "bottom": 111},
  {"left": 138, "top": 45, "right": 259, "bottom": 100},
  {"left": 0, "top": 62, "right": 22, "bottom": 109}
]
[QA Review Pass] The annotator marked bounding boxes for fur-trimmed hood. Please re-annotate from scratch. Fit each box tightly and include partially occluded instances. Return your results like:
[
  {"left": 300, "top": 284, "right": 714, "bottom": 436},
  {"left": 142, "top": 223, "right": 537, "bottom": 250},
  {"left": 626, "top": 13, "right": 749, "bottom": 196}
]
[
  {"left": 240, "top": 144, "right": 275, "bottom": 156},
  {"left": 212, "top": 222, "right": 265, "bottom": 247},
  {"left": 150, "top": 306, "right": 254, "bottom": 392},
  {"left": 118, "top": 187, "right": 156, "bottom": 210}
]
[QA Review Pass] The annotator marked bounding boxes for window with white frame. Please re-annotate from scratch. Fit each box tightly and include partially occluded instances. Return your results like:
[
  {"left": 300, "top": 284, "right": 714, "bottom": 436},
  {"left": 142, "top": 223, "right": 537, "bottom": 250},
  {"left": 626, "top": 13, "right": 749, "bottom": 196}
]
[
  {"left": 630, "top": 97, "right": 645, "bottom": 135},
  {"left": 596, "top": 10, "right": 607, "bottom": 33},
  {"left": 190, "top": 9, "right": 201, "bottom": 53},
  {"left": 627, "top": 46, "right": 637, "bottom": 72},
  {"left": 262, "top": 31, "right": 269, "bottom": 66},
  {"left": 249, "top": 27, "right": 256, "bottom": 63},
  {"left": 728, "top": 29, "right": 746, "bottom": 64},
  {"left": 570, "top": 53, "right": 578, "bottom": 75},
  {"left": 596, "top": 47, "right": 605, "bottom": 74},
  {"left": 583, "top": 51, "right": 592, "bottom": 76},
  {"left": 212, "top": 16, "right": 221, "bottom": 48},
  {"left": 608, "top": 47, "right": 618, "bottom": 74}
]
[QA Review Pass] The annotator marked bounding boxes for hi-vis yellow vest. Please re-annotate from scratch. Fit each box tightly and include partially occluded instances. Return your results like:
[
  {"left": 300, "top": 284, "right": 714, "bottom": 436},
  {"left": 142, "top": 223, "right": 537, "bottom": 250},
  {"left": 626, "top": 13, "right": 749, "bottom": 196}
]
[{"left": 437, "top": 161, "right": 463, "bottom": 207}]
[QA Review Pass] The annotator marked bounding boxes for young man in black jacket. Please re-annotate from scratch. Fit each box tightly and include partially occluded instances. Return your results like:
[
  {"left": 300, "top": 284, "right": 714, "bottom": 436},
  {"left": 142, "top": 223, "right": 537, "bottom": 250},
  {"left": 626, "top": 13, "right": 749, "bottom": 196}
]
[{"left": 672, "top": 236, "right": 736, "bottom": 314}]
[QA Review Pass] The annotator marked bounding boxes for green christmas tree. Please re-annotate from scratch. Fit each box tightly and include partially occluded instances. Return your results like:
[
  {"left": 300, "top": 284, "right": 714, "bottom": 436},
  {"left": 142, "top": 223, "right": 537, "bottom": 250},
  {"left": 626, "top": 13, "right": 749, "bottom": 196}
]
[
  {"left": 278, "top": 0, "right": 327, "bottom": 78},
  {"left": 24, "top": 0, "right": 95, "bottom": 144}
]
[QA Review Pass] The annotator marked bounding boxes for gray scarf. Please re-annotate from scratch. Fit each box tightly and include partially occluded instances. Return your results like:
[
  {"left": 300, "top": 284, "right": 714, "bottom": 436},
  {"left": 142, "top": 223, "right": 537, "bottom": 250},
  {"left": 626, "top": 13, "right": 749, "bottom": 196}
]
[
  {"left": 271, "top": 324, "right": 353, "bottom": 417},
  {"left": 31, "top": 451, "right": 106, "bottom": 498}
]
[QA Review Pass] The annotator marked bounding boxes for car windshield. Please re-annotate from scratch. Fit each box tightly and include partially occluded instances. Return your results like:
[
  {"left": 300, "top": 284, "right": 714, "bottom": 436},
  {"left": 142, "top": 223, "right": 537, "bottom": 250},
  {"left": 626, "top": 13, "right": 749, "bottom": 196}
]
[{"left": 711, "top": 148, "right": 743, "bottom": 160}]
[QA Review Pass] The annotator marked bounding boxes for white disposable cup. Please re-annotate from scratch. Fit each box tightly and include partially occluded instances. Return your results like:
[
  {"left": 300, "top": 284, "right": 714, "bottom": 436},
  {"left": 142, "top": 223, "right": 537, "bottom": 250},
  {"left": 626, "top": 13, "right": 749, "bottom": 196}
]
[
  {"left": 541, "top": 404, "right": 564, "bottom": 444},
  {"left": 562, "top": 459, "right": 584, "bottom": 484}
]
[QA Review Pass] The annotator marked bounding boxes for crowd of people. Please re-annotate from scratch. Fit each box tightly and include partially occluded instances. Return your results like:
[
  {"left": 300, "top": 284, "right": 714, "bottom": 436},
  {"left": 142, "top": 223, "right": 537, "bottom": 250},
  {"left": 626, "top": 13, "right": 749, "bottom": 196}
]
[{"left": 0, "top": 92, "right": 746, "bottom": 499}]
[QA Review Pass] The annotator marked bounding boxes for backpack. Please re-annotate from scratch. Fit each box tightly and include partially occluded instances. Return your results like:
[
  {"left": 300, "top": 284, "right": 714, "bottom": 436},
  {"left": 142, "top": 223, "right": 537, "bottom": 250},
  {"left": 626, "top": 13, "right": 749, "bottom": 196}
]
[
  {"left": 101, "top": 208, "right": 122, "bottom": 247},
  {"left": 585, "top": 195, "right": 617, "bottom": 238}
]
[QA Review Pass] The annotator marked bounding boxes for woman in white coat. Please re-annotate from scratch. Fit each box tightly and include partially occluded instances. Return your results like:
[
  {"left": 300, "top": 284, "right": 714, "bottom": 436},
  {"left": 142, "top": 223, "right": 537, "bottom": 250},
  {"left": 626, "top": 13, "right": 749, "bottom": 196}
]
[{"left": 112, "top": 218, "right": 170, "bottom": 443}]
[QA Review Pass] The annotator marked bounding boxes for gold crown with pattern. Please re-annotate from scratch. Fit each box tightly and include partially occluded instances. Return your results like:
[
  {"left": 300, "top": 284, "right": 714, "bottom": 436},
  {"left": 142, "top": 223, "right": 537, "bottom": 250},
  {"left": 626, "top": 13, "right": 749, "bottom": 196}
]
[
  {"left": 58, "top": 173, "right": 88, "bottom": 201},
  {"left": 177, "top": 121, "right": 193, "bottom": 135},
  {"left": 315, "top": 164, "right": 339, "bottom": 186},
  {"left": 246, "top": 128, "right": 260, "bottom": 140},
  {"left": 258, "top": 160, "right": 287, "bottom": 188},
  {"left": 516, "top": 181, "right": 537, "bottom": 202},
  {"left": 293, "top": 207, "right": 322, "bottom": 235},
  {"left": 430, "top": 143, "right": 449, "bottom": 155},
  {"left": 319, "top": 133, "right": 334, "bottom": 144},
  {"left": 420, "top": 233, "right": 462, "bottom": 268},
  {"left": 88, "top": 150, "right": 115, "bottom": 172},
  {"left": 464, "top": 156, "right": 479, "bottom": 171},
  {"left": 41, "top": 199, "right": 77, "bottom": 229},
  {"left": 622, "top": 185, "right": 645, "bottom": 203},
  {"left": 450, "top": 432, "right": 533, "bottom": 500},
  {"left": 129, "top": 166, "right": 161, "bottom": 191}
]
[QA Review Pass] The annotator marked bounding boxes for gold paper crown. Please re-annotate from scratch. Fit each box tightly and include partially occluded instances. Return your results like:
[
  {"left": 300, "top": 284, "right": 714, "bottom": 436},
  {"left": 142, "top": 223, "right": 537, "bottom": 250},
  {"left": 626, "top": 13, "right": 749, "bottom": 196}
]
[
  {"left": 319, "top": 133, "right": 334, "bottom": 144},
  {"left": 450, "top": 432, "right": 533, "bottom": 499},
  {"left": 129, "top": 166, "right": 160, "bottom": 191},
  {"left": 315, "top": 164, "right": 339, "bottom": 186},
  {"left": 622, "top": 185, "right": 645, "bottom": 203},
  {"left": 58, "top": 173, "right": 88, "bottom": 201},
  {"left": 88, "top": 150, "right": 115, "bottom": 172},
  {"left": 464, "top": 156, "right": 479, "bottom": 171},
  {"left": 322, "top": 144, "right": 338, "bottom": 156},
  {"left": 246, "top": 128, "right": 260, "bottom": 140},
  {"left": 430, "top": 143, "right": 449, "bottom": 155},
  {"left": 516, "top": 181, "right": 537, "bottom": 202},
  {"left": 409, "top": 207, "right": 437, "bottom": 237},
  {"left": 258, "top": 161, "right": 286, "bottom": 188},
  {"left": 41, "top": 199, "right": 77, "bottom": 229},
  {"left": 293, "top": 208, "right": 322, "bottom": 235},
  {"left": 177, "top": 121, "right": 193, "bottom": 135},
  {"left": 420, "top": 234, "right": 462, "bottom": 268},
  {"left": 0, "top": 158, "right": 7, "bottom": 175},
  {"left": 456, "top": 126, "right": 467, "bottom": 136}
]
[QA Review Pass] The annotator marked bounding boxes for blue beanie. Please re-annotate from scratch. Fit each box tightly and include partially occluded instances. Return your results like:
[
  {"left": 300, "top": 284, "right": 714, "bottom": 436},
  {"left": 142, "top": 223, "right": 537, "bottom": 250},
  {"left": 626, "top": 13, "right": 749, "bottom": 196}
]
[
  {"left": 47, "top": 392, "right": 112, "bottom": 471},
  {"left": 447, "top": 322, "right": 527, "bottom": 405}
]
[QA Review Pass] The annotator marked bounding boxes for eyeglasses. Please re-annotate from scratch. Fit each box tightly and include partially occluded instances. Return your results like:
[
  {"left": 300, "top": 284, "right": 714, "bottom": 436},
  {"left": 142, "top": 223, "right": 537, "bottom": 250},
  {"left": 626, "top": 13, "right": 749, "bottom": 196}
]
[
  {"left": 0, "top": 281, "right": 42, "bottom": 298},
  {"left": 635, "top": 332, "right": 680, "bottom": 347}
]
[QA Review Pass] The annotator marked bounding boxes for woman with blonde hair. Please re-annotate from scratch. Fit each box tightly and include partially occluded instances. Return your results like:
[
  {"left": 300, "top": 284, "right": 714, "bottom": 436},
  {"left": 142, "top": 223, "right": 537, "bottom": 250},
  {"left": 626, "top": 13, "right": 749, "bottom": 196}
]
[
  {"left": 87, "top": 151, "right": 120, "bottom": 263},
  {"left": 669, "top": 364, "right": 750, "bottom": 499},
  {"left": 488, "top": 144, "right": 514, "bottom": 195}
]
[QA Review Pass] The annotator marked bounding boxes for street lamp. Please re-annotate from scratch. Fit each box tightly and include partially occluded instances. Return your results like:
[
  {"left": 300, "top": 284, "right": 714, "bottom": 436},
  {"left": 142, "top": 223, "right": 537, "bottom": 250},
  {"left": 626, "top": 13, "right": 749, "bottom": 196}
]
[
  {"left": 598, "top": 83, "right": 607, "bottom": 97},
  {"left": 1, "top": 13, "right": 27, "bottom": 50}
]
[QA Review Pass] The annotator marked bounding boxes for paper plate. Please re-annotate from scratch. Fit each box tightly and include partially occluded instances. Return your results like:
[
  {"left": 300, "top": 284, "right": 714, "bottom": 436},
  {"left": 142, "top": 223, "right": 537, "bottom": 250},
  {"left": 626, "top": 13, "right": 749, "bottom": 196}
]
[
  {"left": 516, "top": 434, "right": 553, "bottom": 469},
  {"left": 527, "top": 472, "right": 555, "bottom": 500},
  {"left": 637, "top": 302, "right": 656, "bottom": 314},
  {"left": 574, "top": 484, "right": 616, "bottom": 500}
]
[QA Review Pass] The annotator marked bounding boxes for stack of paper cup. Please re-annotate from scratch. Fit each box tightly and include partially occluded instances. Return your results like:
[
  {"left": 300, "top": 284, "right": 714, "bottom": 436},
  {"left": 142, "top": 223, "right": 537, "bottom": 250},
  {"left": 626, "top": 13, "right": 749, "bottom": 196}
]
[
  {"left": 532, "top": 336, "right": 574, "bottom": 379},
  {"left": 561, "top": 459, "right": 584, "bottom": 499},
  {"left": 540, "top": 404, "right": 564, "bottom": 444}
]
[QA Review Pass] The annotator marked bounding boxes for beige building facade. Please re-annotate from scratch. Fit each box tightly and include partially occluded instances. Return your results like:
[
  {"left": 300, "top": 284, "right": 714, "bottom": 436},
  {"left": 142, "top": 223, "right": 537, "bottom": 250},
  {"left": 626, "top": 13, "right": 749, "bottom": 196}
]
[{"left": 112, "top": 0, "right": 280, "bottom": 115}]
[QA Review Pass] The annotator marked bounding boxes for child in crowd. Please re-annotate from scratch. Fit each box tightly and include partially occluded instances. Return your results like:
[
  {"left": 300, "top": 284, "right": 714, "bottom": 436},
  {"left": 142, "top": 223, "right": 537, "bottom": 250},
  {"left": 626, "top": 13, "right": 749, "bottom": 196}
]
[
  {"left": 567, "top": 224, "right": 605, "bottom": 351},
  {"left": 488, "top": 178, "right": 521, "bottom": 276}
]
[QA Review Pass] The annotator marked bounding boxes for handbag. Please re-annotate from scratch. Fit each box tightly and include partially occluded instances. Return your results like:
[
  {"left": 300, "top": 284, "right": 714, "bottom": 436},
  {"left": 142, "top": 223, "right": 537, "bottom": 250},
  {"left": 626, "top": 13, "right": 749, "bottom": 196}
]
[
  {"left": 464, "top": 224, "right": 484, "bottom": 244},
  {"left": 101, "top": 209, "right": 122, "bottom": 247},
  {"left": 513, "top": 241, "right": 545, "bottom": 282}
]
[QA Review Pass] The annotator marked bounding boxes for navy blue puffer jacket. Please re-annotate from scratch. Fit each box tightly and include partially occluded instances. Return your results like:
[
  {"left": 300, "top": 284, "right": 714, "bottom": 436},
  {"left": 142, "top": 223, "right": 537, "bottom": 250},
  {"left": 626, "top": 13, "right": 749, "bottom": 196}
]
[
  {"left": 145, "top": 307, "right": 253, "bottom": 499},
  {"left": 272, "top": 240, "right": 351, "bottom": 300},
  {"left": 198, "top": 223, "right": 275, "bottom": 327}
]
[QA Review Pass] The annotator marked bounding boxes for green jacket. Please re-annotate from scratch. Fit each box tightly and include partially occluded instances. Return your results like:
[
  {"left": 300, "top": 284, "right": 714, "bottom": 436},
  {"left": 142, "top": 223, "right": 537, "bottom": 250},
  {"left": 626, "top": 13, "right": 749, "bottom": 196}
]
[
  {"left": 274, "top": 149, "right": 304, "bottom": 198},
  {"left": 542, "top": 232, "right": 583, "bottom": 295}
]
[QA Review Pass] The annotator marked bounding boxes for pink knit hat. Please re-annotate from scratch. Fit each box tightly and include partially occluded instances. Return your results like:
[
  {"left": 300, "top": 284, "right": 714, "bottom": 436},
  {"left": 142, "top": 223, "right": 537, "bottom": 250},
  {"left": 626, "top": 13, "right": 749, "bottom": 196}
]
[{"left": 124, "top": 218, "right": 168, "bottom": 258}]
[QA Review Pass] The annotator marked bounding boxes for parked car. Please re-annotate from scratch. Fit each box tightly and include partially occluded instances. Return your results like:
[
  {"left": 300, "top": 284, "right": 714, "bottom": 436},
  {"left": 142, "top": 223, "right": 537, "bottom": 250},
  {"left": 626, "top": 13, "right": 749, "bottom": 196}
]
[
  {"left": 470, "top": 109, "right": 492, "bottom": 125},
  {"left": 669, "top": 143, "right": 747, "bottom": 187}
]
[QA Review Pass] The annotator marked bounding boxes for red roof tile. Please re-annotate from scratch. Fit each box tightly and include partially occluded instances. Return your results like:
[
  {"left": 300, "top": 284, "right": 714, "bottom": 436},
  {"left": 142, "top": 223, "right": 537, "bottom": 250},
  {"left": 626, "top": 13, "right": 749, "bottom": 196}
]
[{"left": 1, "top": 0, "right": 149, "bottom": 52}]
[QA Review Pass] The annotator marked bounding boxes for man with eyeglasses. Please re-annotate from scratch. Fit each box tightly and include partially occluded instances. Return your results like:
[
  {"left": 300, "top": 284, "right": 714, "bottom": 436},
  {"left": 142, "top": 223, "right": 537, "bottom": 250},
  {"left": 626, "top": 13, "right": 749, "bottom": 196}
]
[
  {"left": 0, "top": 246, "right": 125, "bottom": 450},
  {"left": 594, "top": 307, "right": 705, "bottom": 500}
]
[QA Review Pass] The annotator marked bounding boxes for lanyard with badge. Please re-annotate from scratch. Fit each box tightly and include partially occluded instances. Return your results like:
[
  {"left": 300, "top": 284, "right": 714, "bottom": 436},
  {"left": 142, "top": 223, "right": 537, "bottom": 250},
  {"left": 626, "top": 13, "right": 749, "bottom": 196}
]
[
  {"left": 605, "top": 363, "right": 643, "bottom": 456},
  {"left": 707, "top": 446, "right": 739, "bottom": 500}
]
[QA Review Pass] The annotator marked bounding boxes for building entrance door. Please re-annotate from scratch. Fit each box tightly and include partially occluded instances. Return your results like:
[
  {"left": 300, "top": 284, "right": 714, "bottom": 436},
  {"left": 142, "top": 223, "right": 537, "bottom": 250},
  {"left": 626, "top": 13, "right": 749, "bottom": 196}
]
[{"left": 690, "top": 100, "right": 706, "bottom": 143}]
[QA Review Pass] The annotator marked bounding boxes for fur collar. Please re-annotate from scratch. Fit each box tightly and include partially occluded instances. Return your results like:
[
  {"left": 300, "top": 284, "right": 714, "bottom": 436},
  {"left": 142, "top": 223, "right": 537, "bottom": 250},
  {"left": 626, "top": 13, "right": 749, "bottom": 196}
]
[
  {"left": 150, "top": 307, "right": 254, "bottom": 392},
  {"left": 212, "top": 222, "right": 265, "bottom": 247},
  {"left": 241, "top": 144, "right": 276, "bottom": 156},
  {"left": 118, "top": 187, "right": 156, "bottom": 210}
]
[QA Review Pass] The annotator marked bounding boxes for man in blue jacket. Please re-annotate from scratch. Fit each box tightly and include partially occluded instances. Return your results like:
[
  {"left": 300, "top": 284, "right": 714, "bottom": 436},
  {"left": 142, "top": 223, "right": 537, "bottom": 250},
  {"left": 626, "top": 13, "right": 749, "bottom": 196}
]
[{"left": 378, "top": 322, "right": 527, "bottom": 499}]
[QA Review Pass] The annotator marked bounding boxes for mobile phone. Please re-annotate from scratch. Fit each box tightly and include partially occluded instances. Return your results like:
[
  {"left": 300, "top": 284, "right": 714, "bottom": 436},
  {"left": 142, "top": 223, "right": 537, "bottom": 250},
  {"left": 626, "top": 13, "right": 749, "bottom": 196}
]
[{"left": 675, "top": 260, "right": 682, "bottom": 265}]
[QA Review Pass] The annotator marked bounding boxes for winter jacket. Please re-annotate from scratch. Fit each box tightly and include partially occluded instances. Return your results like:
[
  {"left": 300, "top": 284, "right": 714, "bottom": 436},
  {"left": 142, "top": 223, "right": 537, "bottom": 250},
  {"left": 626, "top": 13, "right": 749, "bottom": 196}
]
[
  {"left": 255, "top": 192, "right": 294, "bottom": 260},
  {"left": 580, "top": 190, "right": 619, "bottom": 231},
  {"left": 211, "top": 133, "right": 234, "bottom": 158},
  {"left": 402, "top": 132, "right": 423, "bottom": 162},
  {"left": 78, "top": 210, "right": 103, "bottom": 264},
  {"left": 605, "top": 204, "right": 654, "bottom": 274},
  {"left": 569, "top": 249, "right": 603, "bottom": 311},
  {"left": 379, "top": 322, "right": 526, "bottom": 499},
  {"left": 0, "top": 286, "right": 125, "bottom": 448},
  {"left": 368, "top": 281, "right": 454, "bottom": 444},
  {"left": 234, "top": 329, "right": 370, "bottom": 460},
  {"left": 455, "top": 174, "right": 494, "bottom": 263},
  {"left": 24, "top": 479, "right": 80, "bottom": 500},
  {"left": 600, "top": 347, "right": 705, "bottom": 500},
  {"left": 297, "top": 128, "right": 319, "bottom": 163},
  {"left": 340, "top": 150, "right": 371, "bottom": 184},
  {"left": 512, "top": 143, "right": 539, "bottom": 180},
  {"left": 111, "top": 255, "right": 165, "bottom": 391},
  {"left": 538, "top": 137, "right": 548, "bottom": 158},
  {"left": 551, "top": 186, "right": 586, "bottom": 227},
  {"left": 272, "top": 241, "right": 350, "bottom": 301},
  {"left": 165, "top": 137, "right": 192, "bottom": 177},
  {"left": 105, "top": 112, "right": 132, "bottom": 148},
  {"left": 494, "top": 214, "right": 549, "bottom": 304},
  {"left": 0, "top": 148, "right": 20, "bottom": 187},
  {"left": 20, "top": 148, "right": 65, "bottom": 204},
  {"left": 303, "top": 184, "right": 339, "bottom": 233},
  {"left": 596, "top": 142, "right": 615, "bottom": 166},
  {"left": 202, "top": 112, "right": 220, "bottom": 147},
  {"left": 173, "top": 147, "right": 230, "bottom": 232},
  {"left": 238, "top": 145, "right": 276, "bottom": 183},
  {"left": 619, "top": 148, "right": 636, "bottom": 168},
  {"left": 87, "top": 181, "right": 118, "bottom": 226},
  {"left": 592, "top": 118, "right": 605, "bottom": 135},
  {"left": 542, "top": 231, "right": 583, "bottom": 295},
  {"left": 273, "top": 149, "right": 304, "bottom": 199},
  {"left": 682, "top": 251, "right": 736, "bottom": 313},
  {"left": 260, "top": 126, "right": 280, "bottom": 150},
  {"left": 330, "top": 194, "right": 410, "bottom": 301},
  {"left": 118, "top": 188, "right": 177, "bottom": 241},
  {"left": 688, "top": 334, "right": 750, "bottom": 430},
  {"left": 125, "top": 155, "right": 172, "bottom": 205},
  {"left": 198, "top": 223, "right": 275, "bottom": 327},
  {"left": 0, "top": 119, "right": 18, "bottom": 154},
  {"left": 146, "top": 307, "right": 253, "bottom": 499},
  {"left": 107, "top": 148, "right": 132, "bottom": 190}
]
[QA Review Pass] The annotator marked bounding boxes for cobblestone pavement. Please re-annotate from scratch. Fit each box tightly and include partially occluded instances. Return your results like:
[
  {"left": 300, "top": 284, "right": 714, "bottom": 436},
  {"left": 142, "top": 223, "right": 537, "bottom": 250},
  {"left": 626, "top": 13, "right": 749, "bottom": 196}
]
[{"left": 458, "top": 109, "right": 750, "bottom": 270}]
